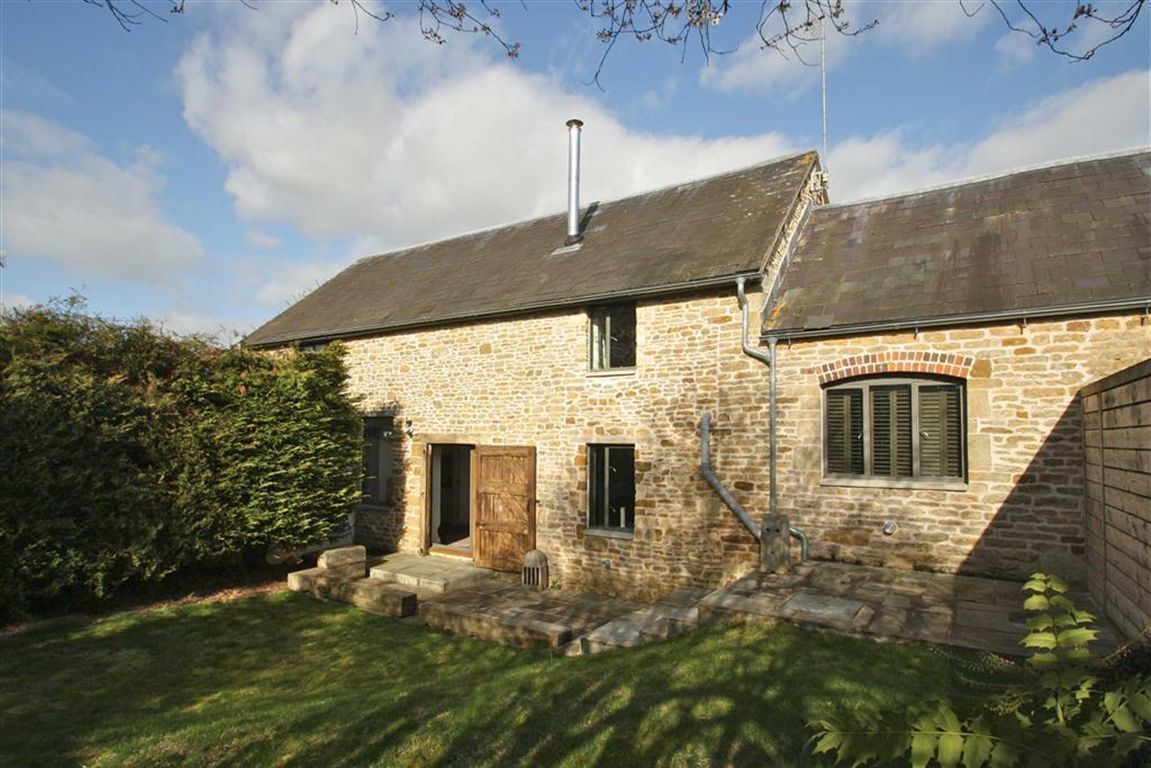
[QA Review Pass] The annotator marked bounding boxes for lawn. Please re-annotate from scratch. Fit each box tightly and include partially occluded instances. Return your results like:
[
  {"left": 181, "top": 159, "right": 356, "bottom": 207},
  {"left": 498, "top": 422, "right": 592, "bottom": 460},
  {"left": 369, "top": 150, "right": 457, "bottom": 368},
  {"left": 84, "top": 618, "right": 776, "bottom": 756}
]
[{"left": 0, "top": 590, "right": 960, "bottom": 767}]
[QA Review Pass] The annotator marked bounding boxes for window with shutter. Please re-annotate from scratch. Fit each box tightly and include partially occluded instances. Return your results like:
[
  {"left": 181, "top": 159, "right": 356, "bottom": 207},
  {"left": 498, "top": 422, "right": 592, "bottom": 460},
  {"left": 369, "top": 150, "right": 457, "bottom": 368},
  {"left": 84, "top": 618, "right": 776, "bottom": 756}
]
[
  {"left": 824, "top": 376, "right": 965, "bottom": 484},
  {"left": 870, "top": 386, "right": 912, "bottom": 477},
  {"left": 918, "top": 385, "right": 963, "bottom": 479},
  {"left": 825, "top": 389, "right": 864, "bottom": 475}
]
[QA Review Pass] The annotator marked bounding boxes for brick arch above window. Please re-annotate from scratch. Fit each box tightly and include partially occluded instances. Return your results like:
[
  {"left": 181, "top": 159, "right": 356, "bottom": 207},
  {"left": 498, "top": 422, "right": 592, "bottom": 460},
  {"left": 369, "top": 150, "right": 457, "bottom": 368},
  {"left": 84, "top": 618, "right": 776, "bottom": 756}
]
[{"left": 819, "top": 352, "right": 975, "bottom": 385}]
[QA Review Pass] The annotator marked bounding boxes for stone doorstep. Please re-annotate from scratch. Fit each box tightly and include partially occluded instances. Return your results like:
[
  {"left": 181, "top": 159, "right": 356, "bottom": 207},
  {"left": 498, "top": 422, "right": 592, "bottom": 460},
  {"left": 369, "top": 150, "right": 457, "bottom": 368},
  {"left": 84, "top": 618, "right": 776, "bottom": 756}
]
[
  {"left": 369, "top": 563, "right": 492, "bottom": 593},
  {"left": 287, "top": 568, "right": 417, "bottom": 618},
  {"left": 419, "top": 601, "right": 574, "bottom": 649}
]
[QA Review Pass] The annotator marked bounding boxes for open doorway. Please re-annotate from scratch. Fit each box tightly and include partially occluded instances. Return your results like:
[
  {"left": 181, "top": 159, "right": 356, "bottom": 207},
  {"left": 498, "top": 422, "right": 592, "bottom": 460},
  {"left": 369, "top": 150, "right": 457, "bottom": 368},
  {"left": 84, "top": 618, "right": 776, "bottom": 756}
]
[{"left": 428, "top": 444, "right": 473, "bottom": 554}]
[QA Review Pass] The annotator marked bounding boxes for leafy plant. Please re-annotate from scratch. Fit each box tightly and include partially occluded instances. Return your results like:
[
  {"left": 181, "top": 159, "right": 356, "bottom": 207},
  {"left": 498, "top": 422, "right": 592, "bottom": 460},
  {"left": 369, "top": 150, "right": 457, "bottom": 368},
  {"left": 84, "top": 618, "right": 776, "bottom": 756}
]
[
  {"left": 0, "top": 299, "right": 363, "bottom": 618},
  {"left": 810, "top": 573, "right": 1151, "bottom": 767}
]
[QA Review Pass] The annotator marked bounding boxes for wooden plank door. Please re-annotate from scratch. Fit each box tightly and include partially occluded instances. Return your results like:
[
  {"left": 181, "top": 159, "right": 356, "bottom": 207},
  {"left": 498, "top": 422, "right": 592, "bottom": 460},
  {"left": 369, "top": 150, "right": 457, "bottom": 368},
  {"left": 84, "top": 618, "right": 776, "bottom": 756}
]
[{"left": 472, "top": 445, "right": 536, "bottom": 572}]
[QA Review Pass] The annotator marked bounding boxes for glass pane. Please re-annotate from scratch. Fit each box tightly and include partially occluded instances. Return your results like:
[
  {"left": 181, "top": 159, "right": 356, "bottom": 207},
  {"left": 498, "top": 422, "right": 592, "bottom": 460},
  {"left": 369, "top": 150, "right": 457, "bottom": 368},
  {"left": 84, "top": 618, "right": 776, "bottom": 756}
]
[
  {"left": 362, "top": 417, "right": 394, "bottom": 504},
  {"left": 590, "top": 311, "right": 606, "bottom": 370},
  {"left": 608, "top": 305, "right": 636, "bottom": 368},
  {"left": 606, "top": 446, "right": 635, "bottom": 529},
  {"left": 588, "top": 446, "right": 605, "bottom": 527}
]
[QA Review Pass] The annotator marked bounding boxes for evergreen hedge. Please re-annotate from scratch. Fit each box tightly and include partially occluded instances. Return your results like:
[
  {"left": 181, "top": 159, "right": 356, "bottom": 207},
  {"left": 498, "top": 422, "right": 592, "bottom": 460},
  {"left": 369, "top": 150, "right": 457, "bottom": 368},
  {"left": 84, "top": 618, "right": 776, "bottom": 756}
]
[{"left": 0, "top": 300, "right": 362, "bottom": 618}]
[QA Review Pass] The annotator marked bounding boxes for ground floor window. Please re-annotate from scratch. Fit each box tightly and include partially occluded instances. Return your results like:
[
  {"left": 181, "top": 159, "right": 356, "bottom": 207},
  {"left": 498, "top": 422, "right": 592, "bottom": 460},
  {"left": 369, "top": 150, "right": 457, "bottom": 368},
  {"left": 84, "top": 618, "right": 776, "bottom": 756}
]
[
  {"left": 362, "top": 416, "right": 396, "bottom": 505},
  {"left": 824, "top": 377, "right": 965, "bottom": 481},
  {"left": 588, "top": 444, "right": 635, "bottom": 530}
]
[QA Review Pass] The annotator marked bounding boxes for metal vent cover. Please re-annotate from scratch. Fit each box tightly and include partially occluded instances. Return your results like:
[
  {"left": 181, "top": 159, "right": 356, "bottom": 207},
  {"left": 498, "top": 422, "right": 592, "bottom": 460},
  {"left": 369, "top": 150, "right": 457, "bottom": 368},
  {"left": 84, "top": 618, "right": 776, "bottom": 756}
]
[{"left": 522, "top": 549, "right": 549, "bottom": 591}]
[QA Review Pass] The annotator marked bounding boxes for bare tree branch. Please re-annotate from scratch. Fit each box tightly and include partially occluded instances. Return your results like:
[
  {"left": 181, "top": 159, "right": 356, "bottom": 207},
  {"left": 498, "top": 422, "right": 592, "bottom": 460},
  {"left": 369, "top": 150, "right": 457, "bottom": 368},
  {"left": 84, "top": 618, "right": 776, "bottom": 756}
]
[
  {"left": 82, "top": 0, "right": 1145, "bottom": 72},
  {"left": 985, "top": 0, "right": 1146, "bottom": 61}
]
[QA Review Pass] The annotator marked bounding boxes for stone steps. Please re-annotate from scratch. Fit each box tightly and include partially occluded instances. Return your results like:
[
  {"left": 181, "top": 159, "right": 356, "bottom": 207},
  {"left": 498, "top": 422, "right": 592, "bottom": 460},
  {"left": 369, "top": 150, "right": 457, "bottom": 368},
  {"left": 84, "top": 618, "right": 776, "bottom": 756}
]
[
  {"left": 419, "top": 600, "right": 575, "bottom": 650},
  {"left": 577, "top": 587, "right": 710, "bottom": 654},
  {"left": 287, "top": 568, "right": 418, "bottom": 618},
  {"left": 369, "top": 553, "right": 493, "bottom": 593},
  {"left": 288, "top": 548, "right": 715, "bottom": 654}
]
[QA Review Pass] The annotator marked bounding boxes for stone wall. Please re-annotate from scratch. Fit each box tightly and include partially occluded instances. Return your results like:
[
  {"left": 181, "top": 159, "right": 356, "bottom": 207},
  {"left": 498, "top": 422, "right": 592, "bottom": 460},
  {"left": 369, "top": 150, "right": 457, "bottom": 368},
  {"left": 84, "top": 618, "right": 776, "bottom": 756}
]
[
  {"left": 767, "top": 314, "right": 1150, "bottom": 583},
  {"left": 343, "top": 287, "right": 772, "bottom": 600},
  {"left": 1081, "top": 359, "right": 1151, "bottom": 640},
  {"left": 342, "top": 296, "right": 1148, "bottom": 598}
]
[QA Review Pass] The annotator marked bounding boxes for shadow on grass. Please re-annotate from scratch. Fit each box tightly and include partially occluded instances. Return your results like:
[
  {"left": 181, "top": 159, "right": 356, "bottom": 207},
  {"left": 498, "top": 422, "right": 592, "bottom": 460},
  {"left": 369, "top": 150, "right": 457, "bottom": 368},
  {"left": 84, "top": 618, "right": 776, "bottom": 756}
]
[{"left": 0, "top": 592, "right": 955, "bottom": 768}]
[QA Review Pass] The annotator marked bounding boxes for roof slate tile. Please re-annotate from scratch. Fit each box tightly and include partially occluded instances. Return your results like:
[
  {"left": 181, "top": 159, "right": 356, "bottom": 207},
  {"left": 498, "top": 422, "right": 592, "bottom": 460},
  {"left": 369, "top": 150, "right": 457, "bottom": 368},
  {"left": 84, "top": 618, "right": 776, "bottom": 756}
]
[
  {"left": 246, "top": 152, "right": 817, "bottom": 346},
  {"left": 765, "top": 150, "right": 1151, "bottom": 337}
]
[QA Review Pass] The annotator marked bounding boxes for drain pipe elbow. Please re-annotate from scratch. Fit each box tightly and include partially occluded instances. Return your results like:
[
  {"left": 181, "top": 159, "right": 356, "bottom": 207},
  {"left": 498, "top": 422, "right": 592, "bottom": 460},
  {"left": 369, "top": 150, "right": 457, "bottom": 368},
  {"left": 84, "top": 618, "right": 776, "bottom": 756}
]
[
  {"left": 736, "top": 278, "right": 771, "bottom": 366},
  {"left": 789, "top": 524, "right": 809, "bottom": 562},
  {"left": 700, "top": 411, "right": 761, "bottom": 542}
]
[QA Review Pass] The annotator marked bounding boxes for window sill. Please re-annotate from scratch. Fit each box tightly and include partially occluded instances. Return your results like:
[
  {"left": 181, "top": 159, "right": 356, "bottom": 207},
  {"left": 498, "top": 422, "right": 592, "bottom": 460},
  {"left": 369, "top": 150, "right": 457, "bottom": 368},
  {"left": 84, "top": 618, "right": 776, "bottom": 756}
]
[
  {"left": 586, "top": 367, "right": 637, "bottom": 378},
  {"left": 584, "top": 527, "right": 634, "bottom": 541},
  {"left": 820, "top": 477, "right": 969, "bottom": 492}
]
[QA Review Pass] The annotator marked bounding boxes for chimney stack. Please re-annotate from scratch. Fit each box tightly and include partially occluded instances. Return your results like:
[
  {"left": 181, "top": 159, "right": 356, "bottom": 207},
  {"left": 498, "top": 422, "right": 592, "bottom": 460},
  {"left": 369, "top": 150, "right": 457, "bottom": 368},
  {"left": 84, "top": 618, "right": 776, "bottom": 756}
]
[{"left": 565, "top": 118, "right": 583, "bottom": 245}]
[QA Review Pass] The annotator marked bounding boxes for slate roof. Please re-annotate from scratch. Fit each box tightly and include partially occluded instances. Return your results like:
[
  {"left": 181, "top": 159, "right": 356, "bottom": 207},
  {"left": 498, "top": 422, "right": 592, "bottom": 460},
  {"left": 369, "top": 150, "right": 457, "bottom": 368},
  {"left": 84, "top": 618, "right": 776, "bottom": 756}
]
[
  {"left": 246, "top": 152, "right": 818, "bottom": 347},
  {"left": 764, "top": 149, "right": 1151, "bottom": 339}
]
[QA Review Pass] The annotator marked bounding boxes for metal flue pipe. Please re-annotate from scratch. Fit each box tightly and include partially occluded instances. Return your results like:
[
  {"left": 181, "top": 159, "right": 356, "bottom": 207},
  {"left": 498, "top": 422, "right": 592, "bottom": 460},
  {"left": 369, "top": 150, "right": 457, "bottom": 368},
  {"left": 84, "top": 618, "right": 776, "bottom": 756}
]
[{"left": 565, "top": 119, "right": 583, "bottom": 245}]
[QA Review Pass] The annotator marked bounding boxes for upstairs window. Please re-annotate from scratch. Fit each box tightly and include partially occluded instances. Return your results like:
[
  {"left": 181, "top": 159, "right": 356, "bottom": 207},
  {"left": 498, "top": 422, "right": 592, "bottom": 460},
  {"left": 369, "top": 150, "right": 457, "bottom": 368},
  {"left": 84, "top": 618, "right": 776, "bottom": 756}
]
[
  {"left": 362, "top": 416, "right": 396, "bottom": 505},
  {"left": 588, "top": 444, "right": 635, "bottom": 531},
  {"left": 824, "top": 377, "right": 965, "bottom": 482},
  {"left": 590, "top": 304, "right": 636, "bottom": 371}
]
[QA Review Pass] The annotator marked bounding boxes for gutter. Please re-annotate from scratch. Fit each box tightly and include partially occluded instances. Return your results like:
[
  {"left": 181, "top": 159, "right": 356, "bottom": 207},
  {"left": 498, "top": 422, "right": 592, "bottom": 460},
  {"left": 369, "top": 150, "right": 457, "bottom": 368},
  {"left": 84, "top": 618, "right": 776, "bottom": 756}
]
[
  {"left": 246, "top": 270, "right": 763, "bottom": 349},
  {"left": 763, "top": 297, "right": 1151, "bottom": 343}
]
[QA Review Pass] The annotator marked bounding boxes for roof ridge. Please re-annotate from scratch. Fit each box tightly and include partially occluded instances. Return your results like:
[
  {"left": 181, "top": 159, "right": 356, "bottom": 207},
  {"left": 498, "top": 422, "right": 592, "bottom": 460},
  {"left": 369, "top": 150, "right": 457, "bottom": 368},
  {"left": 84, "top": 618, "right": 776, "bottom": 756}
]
[
  {"left": 350, "top": 149, "right": 818, "bottom": 266},
  {"left": 820, "top": 145, "right": 1151, "bottom": 211}
]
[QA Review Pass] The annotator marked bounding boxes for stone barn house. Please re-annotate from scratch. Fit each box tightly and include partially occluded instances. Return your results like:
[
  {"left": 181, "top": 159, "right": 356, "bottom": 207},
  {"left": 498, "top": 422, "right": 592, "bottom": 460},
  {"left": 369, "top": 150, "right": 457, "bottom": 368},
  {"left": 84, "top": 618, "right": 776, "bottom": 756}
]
[{"left": 246, "top": 134, "right": 1150, "bottom": 604}]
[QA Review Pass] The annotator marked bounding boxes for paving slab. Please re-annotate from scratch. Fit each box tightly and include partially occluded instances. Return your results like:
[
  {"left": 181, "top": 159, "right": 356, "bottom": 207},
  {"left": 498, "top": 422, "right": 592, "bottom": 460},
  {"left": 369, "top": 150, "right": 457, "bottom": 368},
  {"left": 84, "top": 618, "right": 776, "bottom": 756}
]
[
  {"left": 417, "top": 579, "right": 641, "bottom": 650},
  {"left": 369, "top": 553, "right": 493, "bottom": 592},
  {"left": 700, "top": 562, "right": 1119, "bottom": 656}
]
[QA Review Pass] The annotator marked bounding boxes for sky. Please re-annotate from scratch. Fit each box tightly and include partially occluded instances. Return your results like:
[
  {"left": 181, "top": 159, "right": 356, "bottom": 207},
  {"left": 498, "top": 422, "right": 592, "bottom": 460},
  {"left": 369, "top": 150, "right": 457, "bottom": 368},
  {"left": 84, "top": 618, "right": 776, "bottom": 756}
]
[{"left": 1, "top": 0, "right": 1149, "bottom": 340}]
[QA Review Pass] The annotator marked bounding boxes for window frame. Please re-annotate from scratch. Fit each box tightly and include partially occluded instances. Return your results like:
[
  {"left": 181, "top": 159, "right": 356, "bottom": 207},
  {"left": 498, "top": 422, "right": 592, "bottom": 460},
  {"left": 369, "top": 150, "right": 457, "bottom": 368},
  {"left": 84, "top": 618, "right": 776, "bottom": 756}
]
[
  {"left": 588, "top": 303, "right": 637, "bottom": 373},
  {"left": 821, "top": 375, "right": 967, "bottom": 488},
  {"left": 587, "top": 443, "right": 636, "bottom": 534},
  {"left": 361, "top": 414, "right": 397, "bottom": 507}
]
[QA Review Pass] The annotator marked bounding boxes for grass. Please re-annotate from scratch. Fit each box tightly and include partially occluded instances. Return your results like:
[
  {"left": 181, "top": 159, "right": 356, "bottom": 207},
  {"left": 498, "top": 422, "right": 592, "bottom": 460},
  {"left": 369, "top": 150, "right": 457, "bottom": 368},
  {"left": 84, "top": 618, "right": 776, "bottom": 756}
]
[{"left": 0, "top": 590, "right": 961, "bottom": 767}]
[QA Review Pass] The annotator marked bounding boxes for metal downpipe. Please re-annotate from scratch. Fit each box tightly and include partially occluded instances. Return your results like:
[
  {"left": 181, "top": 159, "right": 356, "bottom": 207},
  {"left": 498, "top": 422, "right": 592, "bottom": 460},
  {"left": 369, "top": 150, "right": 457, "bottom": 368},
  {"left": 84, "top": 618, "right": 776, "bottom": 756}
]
[
  {"left": 736, "top": 278, "right": 809, "bottom": 561},
  {"left": 700, "top": 411, "right": 761, "bottom": 542}
]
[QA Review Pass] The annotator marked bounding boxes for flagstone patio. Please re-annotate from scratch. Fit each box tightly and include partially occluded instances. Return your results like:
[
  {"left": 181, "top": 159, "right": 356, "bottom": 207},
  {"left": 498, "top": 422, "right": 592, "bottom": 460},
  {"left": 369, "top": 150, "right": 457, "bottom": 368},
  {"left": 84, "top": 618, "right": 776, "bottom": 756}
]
[
  {"left": 289, "top": 550, "right": 1122, "bottom": 657},
  {"left": 699, "top": 561, "right": 1121, "bottom": 656}
]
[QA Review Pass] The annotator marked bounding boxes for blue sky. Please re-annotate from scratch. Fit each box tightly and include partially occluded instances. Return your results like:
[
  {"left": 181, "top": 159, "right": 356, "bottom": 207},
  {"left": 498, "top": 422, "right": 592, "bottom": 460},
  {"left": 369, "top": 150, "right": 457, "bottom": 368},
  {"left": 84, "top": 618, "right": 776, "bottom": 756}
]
[{"left": 2, "top": 1, "right": 1148, "bottom": 339}]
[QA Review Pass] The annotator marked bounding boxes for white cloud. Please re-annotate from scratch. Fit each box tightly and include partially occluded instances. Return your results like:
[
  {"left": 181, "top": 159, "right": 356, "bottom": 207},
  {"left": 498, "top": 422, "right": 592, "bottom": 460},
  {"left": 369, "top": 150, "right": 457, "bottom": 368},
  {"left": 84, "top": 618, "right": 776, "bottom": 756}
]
[
  {"left": 704, "top": 1, "right": 990, "bottom": 94},
  {"left": 1, "top": 292, "right": 36, "bottom": 313},
  {"left": 178, "top": 6, "right": 795, "bottom": 251},
  {"left": 994, "top": 32, "right": 1036, "bottom": 69},
  {"left": 701, "top": 35, "right": 828, "bottom": 94},
  {"left": 829, "top": 69, "right": 1151, "bottom": 202},
  {"left": 872, "top": 0, "right": 991, "bottom": 56},
  {"left": 252, "top": 259, "right": 347, "bottom": 308},
  {"left": 0, "top": 112, "right": 202, "bottom": 285},
  {"left": 245, "top": 229, "right": 282, "bottom": 249}
]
